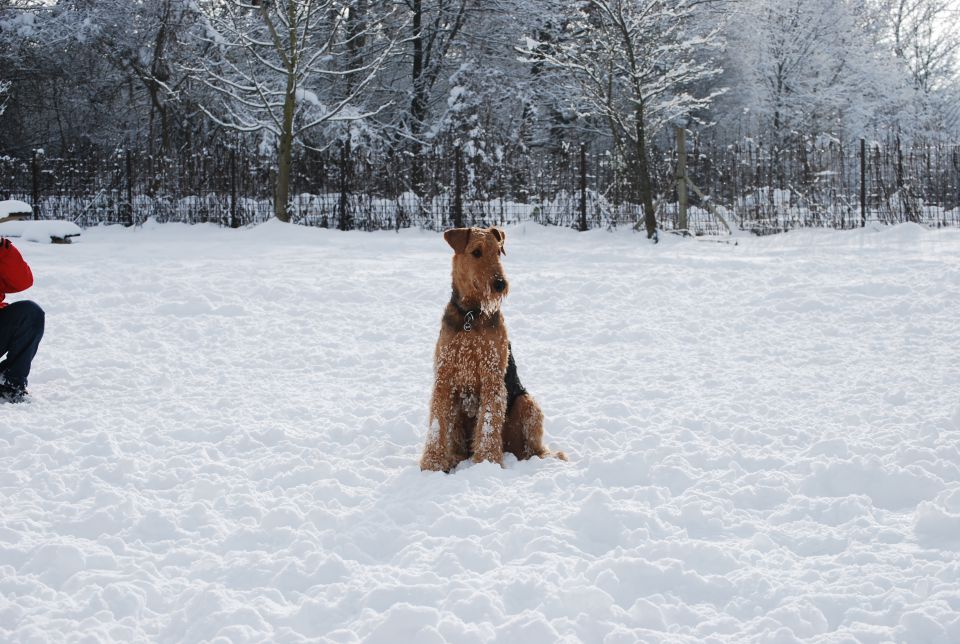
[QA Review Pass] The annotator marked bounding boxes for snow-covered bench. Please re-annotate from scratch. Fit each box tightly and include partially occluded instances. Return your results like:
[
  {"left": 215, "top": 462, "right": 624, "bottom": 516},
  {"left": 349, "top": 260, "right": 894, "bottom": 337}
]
[{"left": 0, "top": 200, "right": 82, "bottom": 244}]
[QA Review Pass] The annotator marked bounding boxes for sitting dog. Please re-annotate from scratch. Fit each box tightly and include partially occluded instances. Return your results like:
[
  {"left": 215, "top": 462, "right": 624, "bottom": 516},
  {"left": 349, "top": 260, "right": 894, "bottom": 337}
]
[{"left": 420, "top": 226, "right": 565, "bottom": 472}]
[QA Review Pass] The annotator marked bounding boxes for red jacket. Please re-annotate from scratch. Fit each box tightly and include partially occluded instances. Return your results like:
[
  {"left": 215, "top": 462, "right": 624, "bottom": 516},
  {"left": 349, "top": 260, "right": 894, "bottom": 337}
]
[{"left": 0, "top": 240, "right": 34, "bottom": 308}]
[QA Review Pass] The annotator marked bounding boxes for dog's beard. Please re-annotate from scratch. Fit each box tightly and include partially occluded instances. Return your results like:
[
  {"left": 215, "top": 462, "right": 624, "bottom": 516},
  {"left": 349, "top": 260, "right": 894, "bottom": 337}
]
[
  {"left": 460, "top": 274, "right": 505, "bottom": 316},
  {"left": 480, "top": 287, "right": 504, "bottom": 316}
]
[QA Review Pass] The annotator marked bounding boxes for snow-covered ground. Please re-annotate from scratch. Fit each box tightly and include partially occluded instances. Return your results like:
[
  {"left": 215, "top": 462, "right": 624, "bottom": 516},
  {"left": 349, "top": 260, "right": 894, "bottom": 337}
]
[{"left": 2, "top": 221, "right": 960, "bottom": 643}]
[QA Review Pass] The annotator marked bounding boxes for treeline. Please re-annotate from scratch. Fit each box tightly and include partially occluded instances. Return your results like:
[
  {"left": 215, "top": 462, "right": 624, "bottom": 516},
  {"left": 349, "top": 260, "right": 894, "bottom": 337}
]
[{"left": 1, "top": 1, "right": 958, "bottom": 234}]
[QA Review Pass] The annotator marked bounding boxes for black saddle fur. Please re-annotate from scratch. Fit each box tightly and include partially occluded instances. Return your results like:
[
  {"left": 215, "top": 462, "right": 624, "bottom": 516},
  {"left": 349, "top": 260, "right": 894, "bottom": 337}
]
[{"left": 505, "top": 343, "right": 527, "bottom": 411}]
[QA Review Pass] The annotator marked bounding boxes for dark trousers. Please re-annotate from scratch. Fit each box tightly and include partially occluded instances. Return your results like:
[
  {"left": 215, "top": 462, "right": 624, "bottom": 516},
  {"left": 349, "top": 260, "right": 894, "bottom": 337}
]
[{"left": 0, "top": 301, "right": 44, "bottom": 387}]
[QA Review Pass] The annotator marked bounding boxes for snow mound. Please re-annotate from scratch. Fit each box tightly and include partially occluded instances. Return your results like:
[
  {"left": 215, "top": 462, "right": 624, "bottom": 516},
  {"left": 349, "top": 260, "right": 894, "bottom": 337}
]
[
  {"left": 915, "top": 488, "right": 960, "bottom": 550},
  {"left": 0, "top": 199, "right": 33, "bottom": 217},
  {"left": 0, "top": 219, "right": 82, "bottom": 243}
]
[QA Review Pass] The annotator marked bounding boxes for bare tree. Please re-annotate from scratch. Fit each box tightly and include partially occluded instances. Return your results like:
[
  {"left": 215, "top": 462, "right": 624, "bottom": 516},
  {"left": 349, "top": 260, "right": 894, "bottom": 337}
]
[
  {"left": 404, "top": 0, "right": 471, "bottom": 195},
  {"left": 719, "top": 0, "right": 895, "bottom": 143},
  {"left": 888, "top": 0, "right": 960, "bottom": 93},
  {"left": 192, "top": 0, "right": 396, "bottom": 221},
  {"left": 522, "top": 0, "right": 723, "bottom": 238}
]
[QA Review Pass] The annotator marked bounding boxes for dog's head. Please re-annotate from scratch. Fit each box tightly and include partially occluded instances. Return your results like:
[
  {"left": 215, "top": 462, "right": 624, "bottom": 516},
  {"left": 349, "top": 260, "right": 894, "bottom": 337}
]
[{"left": 444, "top": 226, "right": 508, "bottom": 314}]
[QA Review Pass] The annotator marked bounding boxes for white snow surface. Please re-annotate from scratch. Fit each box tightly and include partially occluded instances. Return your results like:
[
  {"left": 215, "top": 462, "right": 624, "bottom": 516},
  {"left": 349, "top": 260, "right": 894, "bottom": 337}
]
[{"left": 3, "top": 221, "right": 960, "bottom": 643}]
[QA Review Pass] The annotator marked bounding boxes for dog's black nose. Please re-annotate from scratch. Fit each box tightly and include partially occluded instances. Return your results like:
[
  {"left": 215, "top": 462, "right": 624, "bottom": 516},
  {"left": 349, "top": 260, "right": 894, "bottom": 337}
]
[{"left": 494, "top": 278, "right": 506, "bottom": 293}]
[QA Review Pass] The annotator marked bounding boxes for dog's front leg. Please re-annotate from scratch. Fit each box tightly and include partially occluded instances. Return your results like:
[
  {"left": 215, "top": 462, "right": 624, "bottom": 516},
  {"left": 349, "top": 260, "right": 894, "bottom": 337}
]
[
  {"left": 472, "top": 383, "right": 506, "bottom": 465},
  {"left": 421, "top": 411, "right": 457, "bottom": 472}
]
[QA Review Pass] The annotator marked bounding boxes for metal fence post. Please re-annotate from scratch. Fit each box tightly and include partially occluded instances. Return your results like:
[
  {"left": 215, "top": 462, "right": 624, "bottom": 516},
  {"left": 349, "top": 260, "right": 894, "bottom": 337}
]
[
  {"left": 579, "top": 143, "right": 587, "bottom": 232},
  {"left": 31, "top": 150, "right": 41, "bottom": 219},
  {"left": 230, "top": 145, "right": 239, "bottom": 228},
  {"left": 860, "top": 138, "right": 866, "bottom": 228},
  {"left": 125, "top": 148, "right": 134, "bottom": 226}
]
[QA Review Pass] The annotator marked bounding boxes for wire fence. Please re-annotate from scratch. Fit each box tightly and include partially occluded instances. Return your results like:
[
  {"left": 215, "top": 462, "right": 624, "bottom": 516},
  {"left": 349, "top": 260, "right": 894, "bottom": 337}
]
[
  {"left": 2, "top": 134, "right": 959, "bottom": 235},
  {"left": 676, "top": 134, "right": 960, "bottom": 233}
]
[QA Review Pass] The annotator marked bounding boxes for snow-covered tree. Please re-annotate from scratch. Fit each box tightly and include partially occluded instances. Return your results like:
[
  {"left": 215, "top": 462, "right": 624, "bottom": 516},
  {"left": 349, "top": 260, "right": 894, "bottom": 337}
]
[
  {"left": 880, "top": 0, "right": 960, "bottom": 134},
  {"left": 424, "top": 3, "right": 543, "bottom": 195},
  {"left": 717, "top": 0, "right": 897, "bottom": 142},
  {"left": 0, "top": 0, "right": 200, "bottom": 154},
  {"left": 397, "top": 0, "right": 473, "bottom": 195},
  {"left": 712, "top": 0, "right": 960, "bottom": 142},
  {"left": 192, "top": 0, "right": 395, "bottom": 221},
  {"left": 521, "top": 0, "right": 724, "bottom": 238},
  {"left": 886, "top": 0, "right": 960, "bottom": 93},
  {"left": 101, "top": 0, "right": 196, "bottom": 154}
]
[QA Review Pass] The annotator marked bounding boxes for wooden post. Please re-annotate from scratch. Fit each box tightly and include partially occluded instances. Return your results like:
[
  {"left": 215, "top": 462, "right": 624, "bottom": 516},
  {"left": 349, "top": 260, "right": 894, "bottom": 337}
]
[
  {"left": 452, "top": 144, "right": 464, "bottom": 228},
  {"left": 860, "top": 138, "right": 866, "bottom": 228},
  {"left": 31, "top": 150, "right": 40, "bottom": 220},
  {"left": 685, "top": 178, "right": 732, "bottom": 234},
  {"left": 676, "top": 127, "right": 688, "bottom": 232},
  {"left": 578, "top": 143, "right": 587, "bottom": 232}
]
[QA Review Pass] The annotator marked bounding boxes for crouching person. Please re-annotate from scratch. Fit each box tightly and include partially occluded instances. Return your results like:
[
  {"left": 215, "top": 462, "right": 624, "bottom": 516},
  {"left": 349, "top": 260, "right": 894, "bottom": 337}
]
[{"left": 0, "top": 238, "right": 43, "bottom": 403}]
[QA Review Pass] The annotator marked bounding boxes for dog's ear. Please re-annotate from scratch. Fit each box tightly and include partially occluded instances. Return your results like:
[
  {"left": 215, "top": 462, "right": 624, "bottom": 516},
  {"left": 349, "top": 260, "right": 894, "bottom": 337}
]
[
  {"left": 489, "top": 227, "right": 506, "bottom": 255},
  {"left": 444, "top": 228, "right": 471, "bottom": 254}
]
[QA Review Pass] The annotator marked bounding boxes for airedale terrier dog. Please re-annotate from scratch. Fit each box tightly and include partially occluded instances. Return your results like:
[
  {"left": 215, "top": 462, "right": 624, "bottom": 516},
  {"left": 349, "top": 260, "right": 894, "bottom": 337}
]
[{"left": 420, "top": 226, "right": 565, "bottom": 472}]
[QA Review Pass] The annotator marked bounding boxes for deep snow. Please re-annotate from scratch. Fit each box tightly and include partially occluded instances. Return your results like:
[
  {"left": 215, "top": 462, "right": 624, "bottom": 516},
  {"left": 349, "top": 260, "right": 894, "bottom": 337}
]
[{"left": 2, "top": 221, "right": 960, "bottom": 643}]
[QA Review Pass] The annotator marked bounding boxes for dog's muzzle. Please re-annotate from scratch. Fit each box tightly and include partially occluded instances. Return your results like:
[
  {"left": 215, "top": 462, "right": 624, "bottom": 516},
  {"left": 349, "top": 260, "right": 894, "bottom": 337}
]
[{"left": 493, "top": 278, "right": 507, "bottom": 293}]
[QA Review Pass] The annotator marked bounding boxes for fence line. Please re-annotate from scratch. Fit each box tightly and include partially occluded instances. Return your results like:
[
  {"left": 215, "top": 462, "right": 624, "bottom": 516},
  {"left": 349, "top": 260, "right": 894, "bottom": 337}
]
[
  {"left": 679, "top": 135, "right": 960, "bottom": 233},
  {"left": 2, "top": 136, "right": 959, "bottom": 234}
]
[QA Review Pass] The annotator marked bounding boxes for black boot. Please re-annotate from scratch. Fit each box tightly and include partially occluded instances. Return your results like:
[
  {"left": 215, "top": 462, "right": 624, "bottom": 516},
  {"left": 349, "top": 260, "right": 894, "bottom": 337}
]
[{"left": 0, "top": 377, "right": 27, "bottom": 404}]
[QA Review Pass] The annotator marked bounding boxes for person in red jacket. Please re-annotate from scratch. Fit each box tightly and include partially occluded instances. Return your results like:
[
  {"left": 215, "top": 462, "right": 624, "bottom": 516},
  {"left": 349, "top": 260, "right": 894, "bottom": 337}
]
[{"left": 0, "top": 238, "right": 44, "bottom": 403}]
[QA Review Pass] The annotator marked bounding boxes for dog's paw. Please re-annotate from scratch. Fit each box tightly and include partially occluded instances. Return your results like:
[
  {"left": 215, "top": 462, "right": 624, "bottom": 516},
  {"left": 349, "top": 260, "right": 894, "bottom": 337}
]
[
  {"left": 420, "top": 452, "right": 457, "bottom": 473},
  {"left": 419, "top": 456, "right": 444, "bottom": 472}
]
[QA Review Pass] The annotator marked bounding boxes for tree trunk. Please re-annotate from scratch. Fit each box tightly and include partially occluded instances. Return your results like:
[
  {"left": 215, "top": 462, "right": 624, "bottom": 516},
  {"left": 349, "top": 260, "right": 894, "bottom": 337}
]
[
  {"left": 346, "top": 0, "right": 368, "bottom": 94},
  {"left": 150, "top": 1, "right": 172, "bottom": 154},
  {"left": 452, "top": 144, "right": 464, "bottom": 227},
  {"left": 410, "top": 0, "right": 427, "bottom": 195},
  {"left": 338, "top": 138, "right": 352, "bottom": 230},
  {"left": 676, "top": 127, "right": 687, "bottom": 231},
  {"left": 635, "top": 114, "right": 657, "bottom": 238},
  {"left": 275, "top": 89, "right": 296, "bottom": 222},
  {"left": 275, "top": 5, "right": 299, "bottom": 224}
]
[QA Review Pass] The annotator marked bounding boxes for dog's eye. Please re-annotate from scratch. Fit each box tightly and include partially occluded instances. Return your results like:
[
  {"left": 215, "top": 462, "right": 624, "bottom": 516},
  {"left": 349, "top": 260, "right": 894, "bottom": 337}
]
[{"left": 472, "top": 249, "right": 482, "bottom": 258}]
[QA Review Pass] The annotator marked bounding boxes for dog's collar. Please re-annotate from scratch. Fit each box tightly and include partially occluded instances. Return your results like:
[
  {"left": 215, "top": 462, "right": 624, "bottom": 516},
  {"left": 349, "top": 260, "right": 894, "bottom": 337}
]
[{"left": 449, "top": 296, "right": 482, "bottom": 332}]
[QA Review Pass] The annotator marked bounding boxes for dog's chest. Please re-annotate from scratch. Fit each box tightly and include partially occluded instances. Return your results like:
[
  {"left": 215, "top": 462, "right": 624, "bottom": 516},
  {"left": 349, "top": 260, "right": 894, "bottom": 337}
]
[
  {"left": 458, "top": 390, "right": 480, "bottom": 417},
  {"left": 435, "top": 330, "right": 507, "bottom": 387}
]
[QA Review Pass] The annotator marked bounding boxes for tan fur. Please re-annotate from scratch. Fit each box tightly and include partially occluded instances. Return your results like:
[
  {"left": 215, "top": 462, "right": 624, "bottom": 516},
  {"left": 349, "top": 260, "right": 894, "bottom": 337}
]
[{"left": 420, "top": 227, "right": 566, "bottom": 472}]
